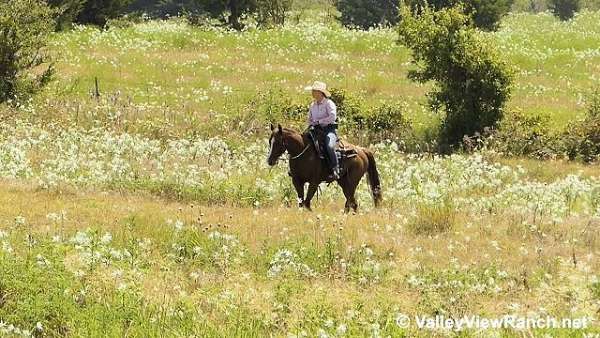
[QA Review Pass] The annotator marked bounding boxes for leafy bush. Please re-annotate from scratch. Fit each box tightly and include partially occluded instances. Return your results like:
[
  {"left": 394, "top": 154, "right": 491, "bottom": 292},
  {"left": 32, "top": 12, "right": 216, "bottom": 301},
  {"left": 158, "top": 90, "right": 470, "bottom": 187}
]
[
  {"left": 407, "top": 0, "right": 513, "bottom": 31},
  {"left": 256, "top": 0, "right": 293, "bottom": 27},
  {"left": 335, "top": 0, "right": 400, "bottom": 29},
  {"left": 484, "top": 110, "right": 558, "bottom": 159},
  {"left": 329, "top": 88, "right": 364, "bottom": 127},
  {"left": 362, "top": 103, "right": 413, "bottom": 143},
  {"left": 76, "top": 0, "right": 134, "bottom": 26},
  {"left": 562, "top": 88, "right": 600, "bottom": 163},
  {"left": 466, "top": 0, "right": 513, "bottom": 30},
  {"left": 398, "top": 5, "right": 513, "bottom": 152},
  {"left": 329, "top": 88, "right": 414, "bottom": 145},
  {"left": 549, "top": 0, "right": 581, "bottom": 20},
  {"left": 0, "top": 0, "right": 55, "bottom": 104},
  {"left": 233, "top": 89, "right": 306, "bottom": 133}
]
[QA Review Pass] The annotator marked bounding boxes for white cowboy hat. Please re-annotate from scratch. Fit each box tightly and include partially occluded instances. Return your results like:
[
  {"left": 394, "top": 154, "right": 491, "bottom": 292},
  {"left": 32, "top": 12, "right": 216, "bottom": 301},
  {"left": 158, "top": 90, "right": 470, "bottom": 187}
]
[{"left": 304, "top": 81, "right": 331, "bottom": 98}]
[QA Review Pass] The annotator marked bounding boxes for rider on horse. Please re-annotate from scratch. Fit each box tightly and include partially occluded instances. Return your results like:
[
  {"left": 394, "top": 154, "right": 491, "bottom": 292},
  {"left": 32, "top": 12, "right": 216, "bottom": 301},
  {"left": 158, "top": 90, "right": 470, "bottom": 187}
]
[{"left": 305, "top": 81, "right": 340, "bottom": 181}]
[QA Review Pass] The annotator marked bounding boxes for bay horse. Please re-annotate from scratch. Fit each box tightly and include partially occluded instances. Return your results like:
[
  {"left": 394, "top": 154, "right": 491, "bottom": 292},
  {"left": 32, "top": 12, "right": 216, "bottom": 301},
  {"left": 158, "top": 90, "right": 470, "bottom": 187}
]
[{"left": 267, "top": 124, "right": 382, "bottom": 213}]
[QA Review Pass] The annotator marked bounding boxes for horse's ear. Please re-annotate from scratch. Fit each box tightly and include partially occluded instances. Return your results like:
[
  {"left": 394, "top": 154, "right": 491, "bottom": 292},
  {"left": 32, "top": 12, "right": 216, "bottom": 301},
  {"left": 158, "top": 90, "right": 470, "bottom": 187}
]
[
  {"left": 270, "top": 123, "right": 274, "bottom": 131},
  {"left": 277, "top": 124, "right": 282, "bottom": 133}
]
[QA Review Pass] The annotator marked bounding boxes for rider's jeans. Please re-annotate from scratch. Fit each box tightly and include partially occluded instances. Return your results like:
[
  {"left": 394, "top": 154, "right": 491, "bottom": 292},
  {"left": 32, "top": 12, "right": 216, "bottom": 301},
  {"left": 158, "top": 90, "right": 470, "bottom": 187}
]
[{"left": 323, "top": 126, "right": 338, "bottom": 170}]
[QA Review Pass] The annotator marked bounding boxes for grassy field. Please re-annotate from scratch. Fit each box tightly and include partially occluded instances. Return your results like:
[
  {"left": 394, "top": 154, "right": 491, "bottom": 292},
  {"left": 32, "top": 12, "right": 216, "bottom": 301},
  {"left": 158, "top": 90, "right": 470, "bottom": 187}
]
[
  {"left": 0, "top": 121, "right": 599, "bottom": 336},
  {"left": 35, "top": 10, "right": 600, "bottom": 136},
  {"left": 1, "top": 160, "right": 599, "bottom": 336},
  {"left": 0, "top": 7, "right": 599, "bottom": 338}
]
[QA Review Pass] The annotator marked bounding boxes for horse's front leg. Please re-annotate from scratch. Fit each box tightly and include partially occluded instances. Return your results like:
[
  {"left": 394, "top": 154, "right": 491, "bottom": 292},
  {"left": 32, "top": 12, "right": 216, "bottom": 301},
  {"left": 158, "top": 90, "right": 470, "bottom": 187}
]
[
  {"left": 303, "top": 183, "right": 319, "bottom": 211},
  {"left": 292, "top": 177, "right": 305, "bottom": 208}
]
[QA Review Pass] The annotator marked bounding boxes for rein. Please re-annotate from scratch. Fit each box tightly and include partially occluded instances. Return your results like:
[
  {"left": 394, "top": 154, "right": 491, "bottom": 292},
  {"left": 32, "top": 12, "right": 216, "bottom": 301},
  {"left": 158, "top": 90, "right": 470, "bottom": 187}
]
[
  {"left": 281, "top": 132, "right": 311, "bottom": 161},
  {"left": 289, "top": 144, "right": 311, "bottom": 160}
]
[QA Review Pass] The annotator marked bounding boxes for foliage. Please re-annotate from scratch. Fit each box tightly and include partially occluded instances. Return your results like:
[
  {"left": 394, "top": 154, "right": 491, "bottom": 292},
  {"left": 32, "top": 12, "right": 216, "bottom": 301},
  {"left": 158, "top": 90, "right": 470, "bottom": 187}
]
[
  {"left": 485, "top": 110, "right": 558, "bottom": 159},
  {"left": 329, "top": 88, "right": 414, "bottom": 145},
  {"left": 76, "top": 0, "right": 134, "bottom": 26},
  {"left": 199, "top": 0, "right": 257, "bottom": 30},
  {"left": 511, "top": 0, "right": 547, "bottom": 12},
  {"left": 398, "top": 5, "right": 513, "bottom": 152},
  {"left": 549, "top": 0, "right": 581, "bottom": 20},
  {"left": 256, "top": 0, "right": 293, "bottom": 27},
  {"left": 335, "top": 0, "right": 400, "bottom": 29},
  {"left": 0, "top": 0, "right": 55, "bottom": 104},
  {"left": 407, "top": 0, "right": 514, "bottom": 31},
  {"left": 47, "top": 0, "right": 86, "bottom": 30},
  {"left": 128, "top": 0, "right": 202, "bottom": 17},
  {"left": 363, "top": 103, "right": 413, "bottom": 143},
  {"left": 562, "top": 88, "right": 600, "bottom": 163}
]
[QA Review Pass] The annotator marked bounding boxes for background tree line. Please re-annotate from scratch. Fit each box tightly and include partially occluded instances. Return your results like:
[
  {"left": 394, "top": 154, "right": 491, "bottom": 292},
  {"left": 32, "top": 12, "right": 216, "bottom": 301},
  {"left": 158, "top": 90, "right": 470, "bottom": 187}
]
[
  {"left": 336, "top": 0, "right": 600, "bottom": 30},
  {"left": 48, "top": 0, "right": 294, "bottom": 29}
]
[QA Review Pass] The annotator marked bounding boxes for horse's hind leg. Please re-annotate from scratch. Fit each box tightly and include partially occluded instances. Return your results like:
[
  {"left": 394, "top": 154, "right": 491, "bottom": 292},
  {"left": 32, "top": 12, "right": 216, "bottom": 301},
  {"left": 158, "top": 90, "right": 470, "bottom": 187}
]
[
  {"left": 292, "top": 177, "right": 305, "bottom": 208},
  {"left": 339, "top": 179, "right": 358, "bottom": 213}
]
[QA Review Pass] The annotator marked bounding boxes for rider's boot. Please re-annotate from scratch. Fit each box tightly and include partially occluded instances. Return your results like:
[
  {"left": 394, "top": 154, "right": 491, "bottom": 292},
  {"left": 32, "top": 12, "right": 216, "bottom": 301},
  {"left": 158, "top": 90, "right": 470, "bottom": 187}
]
[{"left": 327, "top": 166, "right": 340, "bottom": 181}]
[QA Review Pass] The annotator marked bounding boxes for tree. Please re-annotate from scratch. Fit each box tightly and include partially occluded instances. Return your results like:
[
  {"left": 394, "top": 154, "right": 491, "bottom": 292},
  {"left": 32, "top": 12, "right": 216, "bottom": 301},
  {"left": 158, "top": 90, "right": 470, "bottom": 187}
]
[
  {"left": 76, "top": 0, "right": 134, "bottom": 26},
  {"left": 200, "top": 0, "right": 257, "bottom": 30},
  {"left": 335, "top": 0, "right": 400, "bottom": 29},
  {"left": 256, "top": 0, "right": 293, "bottom": 27},
  {"left": 398, "top": 5, "right": 513, "bottom": 150},
  {"left": 407, "top": 0, "right": 513, "bottom": 31},
  {"left": 47, "top": 0, "right": 86, "bottom": 30},
  {"left": 0, "top": 0, "right": 54, "bottom": 104},
  {"left": 548, "top": 0, "right": 581, "bottom": 20}
]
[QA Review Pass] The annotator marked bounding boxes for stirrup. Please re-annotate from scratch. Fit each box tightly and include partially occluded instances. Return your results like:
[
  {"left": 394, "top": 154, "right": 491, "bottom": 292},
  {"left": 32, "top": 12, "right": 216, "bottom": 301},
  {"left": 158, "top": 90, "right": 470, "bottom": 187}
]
[{"left": 327, "top": 168, "right": 340, "bottom": 181}]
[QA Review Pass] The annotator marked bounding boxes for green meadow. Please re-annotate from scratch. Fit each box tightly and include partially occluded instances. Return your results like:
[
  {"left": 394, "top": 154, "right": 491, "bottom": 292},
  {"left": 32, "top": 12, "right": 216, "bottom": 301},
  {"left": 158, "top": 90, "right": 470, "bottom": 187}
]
[{"left": 38, "top": 10, "right": 600, "bottom": 135}]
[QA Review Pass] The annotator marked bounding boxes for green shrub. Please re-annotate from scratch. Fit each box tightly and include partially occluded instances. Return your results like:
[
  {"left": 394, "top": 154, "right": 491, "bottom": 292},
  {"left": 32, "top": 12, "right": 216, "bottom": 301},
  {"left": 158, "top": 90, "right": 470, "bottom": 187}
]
[
  {"left": 485, "top": 110, "right": 558, "bottom": 158},
  {"left": 398, "top": 5, "right": 513, "bottom": 152},
  {"left": 256, "top": 0, "right": 293, "bottom": 27},
  {"left": 549, "top": 0, "right": 581, "bottom": 20},
  {"left": 0, "top": 0, "right": 55, "bottom": 104},
  {"left": 330, "top": 89, "right": 414, "bottom": 145},
  {"left": 363, "top": 103, "right": 413, "bottom": 143},
  {"left": 335, "top": 0, "right": 400, "bottom": 29},
  {"left": 329, "top": 88, "right": 366, "bottom": 129},
  {"left": 562, "top": 88, "right": 600, "bottom": 163},
  {"left": 76, "top": 0, "right": 134, "bottom": 26},
  {"left": 243, "top": 88, "right": 306, "bottom": 125}
]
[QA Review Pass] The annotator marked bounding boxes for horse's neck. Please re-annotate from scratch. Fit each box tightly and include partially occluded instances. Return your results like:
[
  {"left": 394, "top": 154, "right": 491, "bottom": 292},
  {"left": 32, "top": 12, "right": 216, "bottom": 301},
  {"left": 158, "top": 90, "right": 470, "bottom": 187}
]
[{"left": 284, "top": 131, "right": 308, "bottom": 157}]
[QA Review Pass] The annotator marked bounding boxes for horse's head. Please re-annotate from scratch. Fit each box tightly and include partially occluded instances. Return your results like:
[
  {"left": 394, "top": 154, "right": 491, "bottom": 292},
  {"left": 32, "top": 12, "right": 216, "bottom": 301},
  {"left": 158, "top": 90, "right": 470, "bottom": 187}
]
[{"left": 267, "top": 123, "right": 286, "bottom": 166}]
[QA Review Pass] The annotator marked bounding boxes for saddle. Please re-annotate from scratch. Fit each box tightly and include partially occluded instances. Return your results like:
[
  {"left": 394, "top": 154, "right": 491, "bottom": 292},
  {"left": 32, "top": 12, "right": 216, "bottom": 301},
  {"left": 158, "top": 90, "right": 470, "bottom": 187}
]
[{"left": 306, "top": 128, "right": 358, "bottom": 166}]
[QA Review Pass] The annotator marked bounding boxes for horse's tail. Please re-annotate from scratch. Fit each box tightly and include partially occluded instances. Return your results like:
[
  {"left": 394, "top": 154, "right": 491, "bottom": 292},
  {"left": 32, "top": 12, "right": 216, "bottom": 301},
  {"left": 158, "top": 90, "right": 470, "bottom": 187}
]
[{"left": 364, "top": 148, "right": 382, "bottom": 207}]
